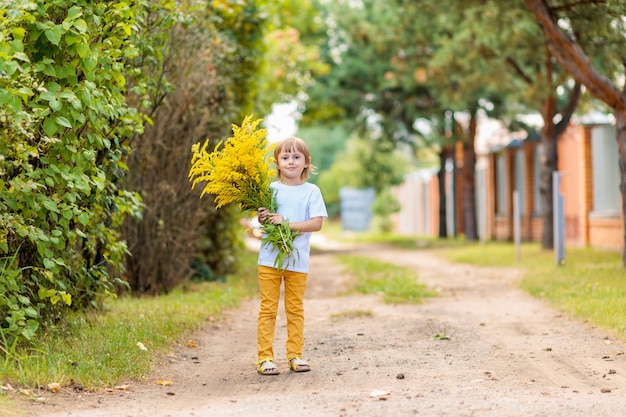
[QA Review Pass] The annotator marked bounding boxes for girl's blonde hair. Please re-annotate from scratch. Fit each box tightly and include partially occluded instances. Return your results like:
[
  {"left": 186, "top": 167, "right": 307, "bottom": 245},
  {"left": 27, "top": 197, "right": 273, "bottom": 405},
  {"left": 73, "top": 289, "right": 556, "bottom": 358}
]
[{"left": 273, "top": 136, "right": 317, "bottom": 181}]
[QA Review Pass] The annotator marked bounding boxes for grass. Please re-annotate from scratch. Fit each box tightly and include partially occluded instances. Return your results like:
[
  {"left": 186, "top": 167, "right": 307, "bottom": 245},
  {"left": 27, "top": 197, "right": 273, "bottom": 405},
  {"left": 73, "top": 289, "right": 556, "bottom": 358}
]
[
  {"left": 330, "top": 222, "right": 626, "bottom": 342},
  {"left": 335, "top": 254, "right": 436, "bottom": 304},
  {"left": 0, "top": 250, "right": 259, "bottom": 394},
  {"left": 433, "top": 240, "right": 626, "bottom": 339},
  {"left": 321, "top": 219, "right": 469, "bottom": 250},
  {"left": 519, "top": 246, "right": 626, "bottom": 339}
]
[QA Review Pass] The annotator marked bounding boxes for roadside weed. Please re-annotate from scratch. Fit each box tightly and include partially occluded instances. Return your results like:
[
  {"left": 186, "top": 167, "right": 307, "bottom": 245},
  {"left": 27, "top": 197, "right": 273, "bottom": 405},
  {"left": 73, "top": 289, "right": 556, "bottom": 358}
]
[{"left": 336, "top": 255, "right": 435, "bottom": 304}]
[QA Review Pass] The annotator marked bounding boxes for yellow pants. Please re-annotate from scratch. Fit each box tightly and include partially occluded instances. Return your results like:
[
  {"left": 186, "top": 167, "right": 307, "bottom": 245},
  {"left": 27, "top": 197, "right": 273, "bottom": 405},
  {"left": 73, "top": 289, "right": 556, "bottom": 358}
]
[{"left": 257, "top": 265, "right": 308, "bottom": 364}]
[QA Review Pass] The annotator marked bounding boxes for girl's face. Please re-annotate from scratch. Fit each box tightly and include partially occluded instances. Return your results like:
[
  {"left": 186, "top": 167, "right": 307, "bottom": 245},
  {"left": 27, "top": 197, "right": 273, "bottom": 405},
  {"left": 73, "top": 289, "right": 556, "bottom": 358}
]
[{"left": 276, "top": 148, "right": 308, "bottom": 185}]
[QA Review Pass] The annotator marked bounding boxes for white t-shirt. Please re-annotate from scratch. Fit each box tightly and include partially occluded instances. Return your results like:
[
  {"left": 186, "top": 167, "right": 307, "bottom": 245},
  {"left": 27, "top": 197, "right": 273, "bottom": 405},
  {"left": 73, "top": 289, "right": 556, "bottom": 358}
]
[{"left": 258, "top": 181, "right": 328, "bottom": 273}]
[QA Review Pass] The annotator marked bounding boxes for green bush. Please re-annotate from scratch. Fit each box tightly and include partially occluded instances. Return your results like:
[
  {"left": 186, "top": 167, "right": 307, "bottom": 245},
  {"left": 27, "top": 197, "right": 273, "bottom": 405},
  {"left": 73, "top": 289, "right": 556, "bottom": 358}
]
[{"left": 0, "top": 0, "right": 166, "bottom": 349}]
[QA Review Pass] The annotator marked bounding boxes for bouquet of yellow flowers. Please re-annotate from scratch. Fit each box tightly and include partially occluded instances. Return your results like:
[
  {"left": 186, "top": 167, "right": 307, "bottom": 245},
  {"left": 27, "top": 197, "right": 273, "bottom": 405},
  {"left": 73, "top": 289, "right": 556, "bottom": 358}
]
[{"left": 188, "top": 115, "right": 298, "bottom": 269}]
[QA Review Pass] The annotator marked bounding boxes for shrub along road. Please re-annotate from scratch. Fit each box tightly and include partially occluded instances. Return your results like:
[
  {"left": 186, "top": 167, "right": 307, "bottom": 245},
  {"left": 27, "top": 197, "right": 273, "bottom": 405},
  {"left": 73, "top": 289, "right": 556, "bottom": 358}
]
[{"left": 28, "top": 239, "right": 626, "bottom": 416}]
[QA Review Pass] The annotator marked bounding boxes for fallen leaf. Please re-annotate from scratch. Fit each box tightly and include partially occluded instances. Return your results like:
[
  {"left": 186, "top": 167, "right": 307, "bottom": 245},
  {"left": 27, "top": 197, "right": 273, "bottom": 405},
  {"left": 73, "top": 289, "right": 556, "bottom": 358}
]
[
  {"left": 157, "top": 380, "right": 173, "bottom": 386},
  {"left": 186, "top": 340, "right": 198, "bottom": 348},
  {"left": 137, "top": 342, "right": 148, "bottom": 351},
  {"left": 47, "top": 383, "right": 61, "bottom": 393},
  {"left": 115, "top": 384, "right": 130, "bottom": 391}
]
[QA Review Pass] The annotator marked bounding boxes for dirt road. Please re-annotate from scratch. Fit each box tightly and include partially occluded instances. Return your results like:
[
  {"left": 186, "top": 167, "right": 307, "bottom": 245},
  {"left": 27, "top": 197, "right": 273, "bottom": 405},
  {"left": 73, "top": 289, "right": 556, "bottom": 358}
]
[{"left": 27, "top": 238, "right": 626, "bottom": 416}]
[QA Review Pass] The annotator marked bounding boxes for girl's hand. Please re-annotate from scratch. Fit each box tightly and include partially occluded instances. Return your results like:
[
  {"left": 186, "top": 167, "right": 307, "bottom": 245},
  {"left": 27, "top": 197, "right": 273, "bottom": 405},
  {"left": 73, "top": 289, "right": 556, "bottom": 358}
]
[
  {"left": 258, "top": 207, "right": 270, "bottom": 223},
  {"left": 267, "top": 213, "right": 284, "bottom": 225},
  {"left": 258, "top": 208, "right": 284, "bottom": 225}
]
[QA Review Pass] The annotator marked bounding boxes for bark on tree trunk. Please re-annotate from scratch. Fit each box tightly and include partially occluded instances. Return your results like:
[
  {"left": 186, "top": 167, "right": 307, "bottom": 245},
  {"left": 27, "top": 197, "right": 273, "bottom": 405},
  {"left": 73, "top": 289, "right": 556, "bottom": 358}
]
[
  {"left": 463, "top": 112, "right": 478, "bottom": 241},
  {"left": 438, "top": 147, "right": 449, "bottom": 238},
  {"left": 539, "top": 126, "right": 557, "bottom": 249}
]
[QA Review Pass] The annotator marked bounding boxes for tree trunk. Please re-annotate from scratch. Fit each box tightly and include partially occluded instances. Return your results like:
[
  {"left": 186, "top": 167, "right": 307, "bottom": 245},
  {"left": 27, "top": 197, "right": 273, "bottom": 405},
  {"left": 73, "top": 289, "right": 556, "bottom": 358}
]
[
  {"left": 438, "top": 146, "right": 449, "bottom": 238},
  {"left": 524, "top": 0, "right": 626, "bottom": 264},
  {"left": 463, "top": 111, "right": 478, "bottom": 241},
  {"left": 538, "top": 123, "right": 557, "bottom": 249}
]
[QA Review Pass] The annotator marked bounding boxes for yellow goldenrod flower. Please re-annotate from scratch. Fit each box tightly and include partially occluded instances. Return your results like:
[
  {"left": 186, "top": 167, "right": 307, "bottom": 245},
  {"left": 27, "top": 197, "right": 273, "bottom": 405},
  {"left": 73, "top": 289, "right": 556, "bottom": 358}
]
[{"left": 189, "top": 115, "right": 296, "bottom": 270}]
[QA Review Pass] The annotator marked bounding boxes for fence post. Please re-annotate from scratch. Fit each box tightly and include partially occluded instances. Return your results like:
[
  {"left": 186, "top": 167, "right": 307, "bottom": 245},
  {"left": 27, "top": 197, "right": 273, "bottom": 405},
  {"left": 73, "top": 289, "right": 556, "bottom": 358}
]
[
  {"left": 553, "top": 172, "right": 565, "bottom": 265},
  {"left": 513, "top": 190, "right": 521, "bottom": 261}
]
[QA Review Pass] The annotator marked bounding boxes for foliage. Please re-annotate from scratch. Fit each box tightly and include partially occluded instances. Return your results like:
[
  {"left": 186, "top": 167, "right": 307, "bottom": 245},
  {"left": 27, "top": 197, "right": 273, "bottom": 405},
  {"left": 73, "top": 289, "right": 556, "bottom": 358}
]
[
  {"left": 208, "top": 0, "right": 269, "bottom": 115},
  {"left": 523, "top": 0, "right": 626, "bottom": 263},
  {"left": 336, "top": 254, "right": 435, "bottom": 304},
  {"left": 297, "top": 122, "right": 349, "bottom": 186},
  {"left": 254, "top": 0, "right": 329, "bottom": 114},
  {"left": 189, "top": 115, "right": 297, "bottom": 270},
  {"left": 317, "top": 133, "right": 409, "bottom": 218},
  {"left": 0, "top": 249, "right": 258, "bottom": 390},
  {"left": 0, "top": 0, "right": 166, "bottom": 349},
  {"left": 120, "top": 0, "right": 272, "bottom": 293},
  {"left": 371, "top": 188, "right": 401, "bottom": 233}
]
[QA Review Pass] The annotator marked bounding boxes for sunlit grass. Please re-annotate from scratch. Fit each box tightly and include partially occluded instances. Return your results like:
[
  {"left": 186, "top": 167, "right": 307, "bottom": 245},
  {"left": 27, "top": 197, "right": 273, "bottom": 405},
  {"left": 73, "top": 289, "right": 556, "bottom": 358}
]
[
  {"left": 336, "top": 254, "right": 436, "bottom": 304},
  {"left": 332, "top": 222, "right": 626, "bottom": 341},
  {"left": 1, "top": 251, "right": 259, "bottom": 391},
  {"left": 520, "top": 247, "right": 626, "bottom": 339},
  {"left": 322, "top": 219, "right": 472, "bottom": 250},
  {"left": 435, "top": 241, "right": 626, "bottom": 338}
]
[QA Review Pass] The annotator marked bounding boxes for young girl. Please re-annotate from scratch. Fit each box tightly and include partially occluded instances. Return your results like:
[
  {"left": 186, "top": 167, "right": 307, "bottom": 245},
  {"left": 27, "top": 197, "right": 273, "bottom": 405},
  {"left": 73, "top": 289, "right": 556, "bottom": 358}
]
[{"left": 256, "top": 136, "right": 327, "bottom": 375}]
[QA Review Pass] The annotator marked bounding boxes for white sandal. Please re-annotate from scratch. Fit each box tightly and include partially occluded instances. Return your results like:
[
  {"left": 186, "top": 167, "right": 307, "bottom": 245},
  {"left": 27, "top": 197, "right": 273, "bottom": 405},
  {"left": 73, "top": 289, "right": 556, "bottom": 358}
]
[
  {"left": 289, "top": 357, "right": 311, "bottom": 372},
  {"left": 257, "top": 359, "right": 279, "bottom": 375}
]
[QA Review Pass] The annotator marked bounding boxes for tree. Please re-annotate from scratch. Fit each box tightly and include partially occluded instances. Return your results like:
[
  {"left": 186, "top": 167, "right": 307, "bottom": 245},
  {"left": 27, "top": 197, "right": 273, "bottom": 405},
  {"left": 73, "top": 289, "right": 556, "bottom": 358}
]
[
  {"left": 523, "top": 0, "right": 626, "bottom": 264},
  {"left": 119, "top": 0, "right": 329, "bottom": 293},
  {"left": 429, "top": 0, "right": 583, "bottom": 247},
  {"left": 120, "top": 1, "right": 258, "bottom": 294},
  {"left": 317, "top": 133, "right": 409, "bottom": 218},
  {"left": 307, "top": 0, "right": 456, "bottom": 234}
]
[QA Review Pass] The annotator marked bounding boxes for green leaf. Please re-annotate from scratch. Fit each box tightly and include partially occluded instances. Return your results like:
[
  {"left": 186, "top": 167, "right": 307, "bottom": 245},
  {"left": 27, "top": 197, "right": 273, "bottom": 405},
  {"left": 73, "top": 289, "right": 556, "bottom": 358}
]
[
  {"left": 49, "top": 97, "right": 62, "bottom": 112},
  {"left": 13, "top": 52, "right": 30, "bottom": 62},
  {"left": 84, "top": 54, "right": 97, "bottom": 71},
  {"left": 2, "top": 60, "right": 19, "bottom": 76},
  {"left": 43, "top": 258, "right": 55, "bottom": 269},
  {"left": 43, "top": 117, "right": 58, "bottom": 136},
  {"left": 17, "top": 295, "right": 30, "bottom": 305},
  {"left": 77, "top": 211, "right": 90, "bottom": 226},
  {"left": 22, "top": 320, "right": 40, "bottom": 340},
  {"left": 56, "top": 116, "right": 72, "bottom": 128},
  {"left": 45, "top": 26, "right": 64, "bottom": 45},
  {"left": 11, "top": 27, "right": 26, "bottom": 41},
  {"left": 43, "top": 200, "right": 59, "bottom": 212},
  {"left": 75, "top": 41, "right": 89, "bottom": 58},
  {"left": 73, "top": 19, "right": 88, "bottom": 34},
  {"left": 38, "top": 288, "right": 56, "bottom": 300}
]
